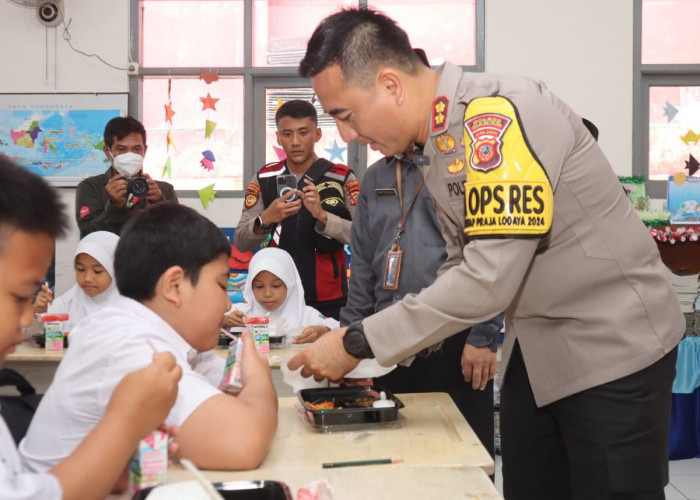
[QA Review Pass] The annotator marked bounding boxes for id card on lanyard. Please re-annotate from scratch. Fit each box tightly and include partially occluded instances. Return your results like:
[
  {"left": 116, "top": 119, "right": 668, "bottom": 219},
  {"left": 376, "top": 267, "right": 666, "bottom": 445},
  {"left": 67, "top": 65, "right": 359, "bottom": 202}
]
[{"left": 382, "top": 159, "right": 424, "bottom": 290}]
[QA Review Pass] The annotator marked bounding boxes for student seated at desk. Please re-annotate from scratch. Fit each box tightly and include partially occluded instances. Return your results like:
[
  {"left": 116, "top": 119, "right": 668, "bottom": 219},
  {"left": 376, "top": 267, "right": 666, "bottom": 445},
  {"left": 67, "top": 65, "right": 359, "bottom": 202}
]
[
  {"left": 31, "top": 231, "right": 120, "bottom": 333},
  {"left": 20, "top": 203, "right": 278, "bottom": 480},
  {"left": 223, "top": 247, "right": 338, "bottom": 341},
  {"left": 0, "top": 157, "right": 181, "bottom": 500}
]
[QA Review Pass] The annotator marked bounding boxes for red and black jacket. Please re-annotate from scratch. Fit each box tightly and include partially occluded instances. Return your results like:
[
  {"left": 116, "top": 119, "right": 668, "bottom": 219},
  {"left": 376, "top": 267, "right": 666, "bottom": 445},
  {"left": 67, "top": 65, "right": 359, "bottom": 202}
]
[{"left": 258, "top": 158, "right": 352, "bottom": 309}]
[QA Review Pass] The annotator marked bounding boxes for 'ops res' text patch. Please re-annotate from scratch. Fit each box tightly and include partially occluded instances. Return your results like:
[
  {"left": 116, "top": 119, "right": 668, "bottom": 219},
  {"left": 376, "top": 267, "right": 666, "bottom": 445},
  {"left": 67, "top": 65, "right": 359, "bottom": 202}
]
[{"left": 462, "top": 96, "right": 553, "bottom": 238}]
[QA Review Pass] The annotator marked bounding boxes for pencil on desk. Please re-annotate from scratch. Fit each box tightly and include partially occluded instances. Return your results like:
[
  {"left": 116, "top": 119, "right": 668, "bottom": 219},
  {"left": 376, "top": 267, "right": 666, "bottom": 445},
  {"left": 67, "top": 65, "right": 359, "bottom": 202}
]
[{"left": 322, "top": 458, "right": 403, "bottom": 469}]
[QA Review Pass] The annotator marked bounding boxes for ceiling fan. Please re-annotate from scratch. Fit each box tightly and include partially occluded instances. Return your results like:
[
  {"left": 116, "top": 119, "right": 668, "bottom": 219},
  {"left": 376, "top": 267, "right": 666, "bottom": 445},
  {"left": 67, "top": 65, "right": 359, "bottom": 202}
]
[{"left": 7, "top": 0, "right": 64, "bottom": 27}]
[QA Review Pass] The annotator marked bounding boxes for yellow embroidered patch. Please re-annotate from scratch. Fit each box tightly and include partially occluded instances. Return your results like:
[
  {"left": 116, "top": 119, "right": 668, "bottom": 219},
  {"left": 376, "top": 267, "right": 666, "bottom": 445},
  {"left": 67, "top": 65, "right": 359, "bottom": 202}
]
[{"left": 463, "top": 96, "right": 553, "bottom": 237}]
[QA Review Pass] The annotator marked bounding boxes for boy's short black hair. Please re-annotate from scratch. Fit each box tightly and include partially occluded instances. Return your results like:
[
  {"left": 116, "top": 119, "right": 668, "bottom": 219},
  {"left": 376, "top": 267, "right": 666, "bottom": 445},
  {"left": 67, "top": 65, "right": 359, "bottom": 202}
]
[
  {"left": 0, "top": 156, "right": 68, "bottom": 253},
  {"left": 103, "top": 116, "right": 147, "bottom": 149},
  {"left": 275, "top": 100, "right": 318, "bottom": 127},
  {"left": 115, "top": 203, "right": 231, "bottom": 302}
]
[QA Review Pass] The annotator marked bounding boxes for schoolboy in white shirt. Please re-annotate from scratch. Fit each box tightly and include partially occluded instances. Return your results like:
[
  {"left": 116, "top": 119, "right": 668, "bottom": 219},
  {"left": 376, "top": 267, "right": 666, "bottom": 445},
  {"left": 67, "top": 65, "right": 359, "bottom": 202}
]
[
  {"left": 0, "top": 157, "right": 181, "bottom": 500},
  {"left": 20, "top": 202, "right": 278, "bottom": 476}
]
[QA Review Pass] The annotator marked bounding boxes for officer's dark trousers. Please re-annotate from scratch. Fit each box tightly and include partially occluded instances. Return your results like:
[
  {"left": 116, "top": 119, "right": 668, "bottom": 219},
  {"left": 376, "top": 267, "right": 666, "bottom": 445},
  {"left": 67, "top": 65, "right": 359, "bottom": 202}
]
[
  {"left": 374, "top": 329, "right": 495, "bottom": 462},
  {"left": 501, "top": 341, "right": 677, "bottom": 500}
]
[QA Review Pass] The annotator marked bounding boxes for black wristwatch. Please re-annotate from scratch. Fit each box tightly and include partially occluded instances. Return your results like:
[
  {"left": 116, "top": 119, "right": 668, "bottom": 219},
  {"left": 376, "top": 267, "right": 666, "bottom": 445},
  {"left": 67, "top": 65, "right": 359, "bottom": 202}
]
[
  {"left": 343, "top": 322, "right": 374, "bottom": 359},
  {"left": 255, "top": 215, "right": 274, "bottom": 232}
]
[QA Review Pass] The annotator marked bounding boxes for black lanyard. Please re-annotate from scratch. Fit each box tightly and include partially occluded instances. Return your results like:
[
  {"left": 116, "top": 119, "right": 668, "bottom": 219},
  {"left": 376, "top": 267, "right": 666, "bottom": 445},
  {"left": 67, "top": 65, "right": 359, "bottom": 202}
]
[{"left": 394, "top": 159, "right": 425, "bottom": 248}]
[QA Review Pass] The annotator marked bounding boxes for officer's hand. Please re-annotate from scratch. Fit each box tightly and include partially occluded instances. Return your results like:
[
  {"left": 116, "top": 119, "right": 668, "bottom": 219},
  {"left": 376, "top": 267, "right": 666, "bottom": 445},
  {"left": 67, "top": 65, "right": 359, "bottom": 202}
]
[
  {"left": 106, "top": 174, "right": 128, "bottom": 207},
  {"left": 300, "top": 179, "right": 327, "bottom": 224},
  {"left": 261, "top": 191, "right": 302, "bottom": 225},
  {"left": 142, "top": 173, "right": 163, "bottom": 202},
  {"left": 287, "top": 328, "right": 359, "bottom": 382},
  {"left": 461, "top": 344, "right": 496, "bottom": 391}
]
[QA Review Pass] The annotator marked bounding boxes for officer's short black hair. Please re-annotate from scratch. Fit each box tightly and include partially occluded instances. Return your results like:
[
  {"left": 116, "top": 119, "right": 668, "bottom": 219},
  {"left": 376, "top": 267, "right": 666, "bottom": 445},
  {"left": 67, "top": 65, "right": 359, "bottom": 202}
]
[
  {"left": 104, "top": 116, "right": 147, "bottom": 149},
  {"left": 299, "top": 7, "right": 423, "bottom": 87},
  {"left": 0, "top": 156, "right": 68, "bottom": 254},
  {"left": 115, "top": 203, "right": 231, "bottom": 302},
  {"left": 275, "top": 100, "right": 318, "bottom": 127}
]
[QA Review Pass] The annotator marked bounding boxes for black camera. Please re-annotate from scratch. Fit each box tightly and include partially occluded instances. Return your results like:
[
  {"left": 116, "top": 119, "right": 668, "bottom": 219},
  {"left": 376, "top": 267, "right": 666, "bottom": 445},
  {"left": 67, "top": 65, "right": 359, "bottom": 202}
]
[
  {"left": 276, "top": 174, "right": 298, "bottom": 202},
  {"left": 127, "top": 176, "right": 149, "bottom": 198}
]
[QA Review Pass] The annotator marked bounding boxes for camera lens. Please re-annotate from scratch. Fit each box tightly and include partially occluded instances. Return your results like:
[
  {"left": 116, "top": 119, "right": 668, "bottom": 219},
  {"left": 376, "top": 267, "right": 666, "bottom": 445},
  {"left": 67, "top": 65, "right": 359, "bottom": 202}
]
[{"left": 128, "top": 177, "right": 149, "bottom": 197}]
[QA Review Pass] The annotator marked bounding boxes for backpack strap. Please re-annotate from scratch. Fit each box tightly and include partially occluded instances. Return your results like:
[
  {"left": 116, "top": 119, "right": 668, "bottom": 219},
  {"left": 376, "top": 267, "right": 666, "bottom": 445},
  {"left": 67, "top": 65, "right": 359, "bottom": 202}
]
[{"left": 0, "top": 368, "right": 37, "bottom": 396}]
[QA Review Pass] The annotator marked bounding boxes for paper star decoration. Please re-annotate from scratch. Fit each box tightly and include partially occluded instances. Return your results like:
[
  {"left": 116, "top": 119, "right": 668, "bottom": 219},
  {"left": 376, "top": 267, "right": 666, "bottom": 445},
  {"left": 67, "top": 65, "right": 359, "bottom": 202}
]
[
  {"left": 164, "top": 103, "right": 176, "bottom": 124},
  {"left": 200, "top": 69, "right": 220, "bottom": 84},
  {"left": 273, "top": 145, "right": 287, "bottom": 161},
  {"left": 681, "top": 130, "right": 699, "bottom": 145},
  {"left": 198, "top": 184, "right": 217, "bottom": 209},
  {"left": 200, "top": 93, "right": 220, "bottom": 111},
  {"left": 200, "top": 150, "right": 216, "bottom": 171},
  {"left": 166, "top": 129, "right": 176, "bottom": 152},
  {"left": 686, "top": 154, "right": 700, "bottom": 176},
  {"left": 663, "top": 101, "right": 679, "bottom": 122},
  {"left": 205, "top": 119, "right": 217, "bottom": 139},
  {"left": 324, "top": 140, "right": 346, "bottom": 162},
  {"left": 162, "top": 156, "right": 172, "bottom": 178}
]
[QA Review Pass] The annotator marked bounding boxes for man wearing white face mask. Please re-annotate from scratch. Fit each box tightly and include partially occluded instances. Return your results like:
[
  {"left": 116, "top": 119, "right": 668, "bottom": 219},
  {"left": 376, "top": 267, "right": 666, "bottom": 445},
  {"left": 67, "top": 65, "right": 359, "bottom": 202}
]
[{"left": 75, "top": 116, "right": 177, "bottom": 237}]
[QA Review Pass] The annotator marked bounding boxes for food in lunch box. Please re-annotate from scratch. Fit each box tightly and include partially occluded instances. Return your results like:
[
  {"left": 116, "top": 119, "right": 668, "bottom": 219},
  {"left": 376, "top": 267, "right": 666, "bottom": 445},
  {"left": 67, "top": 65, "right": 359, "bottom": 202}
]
[{"left": 305, "top": 389, "right": 384, "bottom": 411}]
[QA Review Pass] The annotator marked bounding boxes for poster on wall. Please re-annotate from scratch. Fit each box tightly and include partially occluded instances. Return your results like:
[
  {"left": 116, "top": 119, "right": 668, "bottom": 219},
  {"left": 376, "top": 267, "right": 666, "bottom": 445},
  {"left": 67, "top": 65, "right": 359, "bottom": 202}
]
[
  {"left": 668, "top": 175, "right": 700, "bottom": 224},
  {"left": 0, "top": 93, "right": 127, "bottom": 186}
]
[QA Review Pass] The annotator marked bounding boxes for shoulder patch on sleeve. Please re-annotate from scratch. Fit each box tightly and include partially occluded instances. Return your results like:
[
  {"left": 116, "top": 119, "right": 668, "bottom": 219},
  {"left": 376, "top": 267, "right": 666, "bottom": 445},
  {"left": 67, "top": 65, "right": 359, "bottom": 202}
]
[
  {"left": 463, "top": 96, "right": 553, "bottom": 238},
  {"left": 244, "top": 182, "right": 261, "bottom": 209},
  {"left": 346, "top": 178, "right": 360, "bottom": 206}
]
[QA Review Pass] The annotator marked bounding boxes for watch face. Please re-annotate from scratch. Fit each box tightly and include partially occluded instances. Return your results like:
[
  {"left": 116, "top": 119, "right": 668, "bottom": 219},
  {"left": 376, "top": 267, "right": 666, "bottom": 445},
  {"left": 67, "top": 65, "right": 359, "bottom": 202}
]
[{"left": 344, "top": 328, "right": 368, "bottom": 357}]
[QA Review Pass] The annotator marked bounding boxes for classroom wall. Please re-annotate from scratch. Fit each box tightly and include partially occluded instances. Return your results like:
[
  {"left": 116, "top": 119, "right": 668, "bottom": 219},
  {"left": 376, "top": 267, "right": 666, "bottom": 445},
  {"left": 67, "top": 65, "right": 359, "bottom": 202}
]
[{"left": 0, "top": 0, "right": 633, "bottom": 293}]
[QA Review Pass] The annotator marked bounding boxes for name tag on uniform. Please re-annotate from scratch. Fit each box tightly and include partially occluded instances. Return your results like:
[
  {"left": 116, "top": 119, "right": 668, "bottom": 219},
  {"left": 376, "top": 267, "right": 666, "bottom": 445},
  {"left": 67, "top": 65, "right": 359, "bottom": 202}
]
[{"left": 375, "top": 188, "right": 397, "bottom": 196}]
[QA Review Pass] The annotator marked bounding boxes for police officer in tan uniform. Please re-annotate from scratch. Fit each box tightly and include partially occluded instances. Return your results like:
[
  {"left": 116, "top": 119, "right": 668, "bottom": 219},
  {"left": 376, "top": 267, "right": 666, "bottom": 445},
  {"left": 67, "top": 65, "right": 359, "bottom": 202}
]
[{"left": 288, "top": 9, "right": 685, "bottom": 500}]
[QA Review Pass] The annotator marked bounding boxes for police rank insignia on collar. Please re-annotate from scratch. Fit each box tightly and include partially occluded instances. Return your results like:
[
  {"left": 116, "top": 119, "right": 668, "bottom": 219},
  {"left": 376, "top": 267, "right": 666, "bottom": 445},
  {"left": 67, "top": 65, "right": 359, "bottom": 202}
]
[
  {"left": 244, "top": 182, "right": 260, "bottom": 209},
  {"left": 432, "top": 96, "right": 449, "bottom": 132},
  {"left": 464, "top": 113, "right": 511, "bottom": 173},
  {"left": 435, "top": 133, "right": 456, "bottom": 154},
  {"left": 447, "top": 158, "right": 465, "bottom": 174}
]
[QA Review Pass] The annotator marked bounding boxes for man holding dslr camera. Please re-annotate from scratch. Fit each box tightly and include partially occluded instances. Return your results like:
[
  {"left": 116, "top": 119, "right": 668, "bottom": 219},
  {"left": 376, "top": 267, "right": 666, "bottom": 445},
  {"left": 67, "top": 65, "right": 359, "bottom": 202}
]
[
  {"left": 75, "top": 116, "right": 177, "bottom": 237},
  {"left": 235, "top": 100, "right": 358, "bottom": 320}
]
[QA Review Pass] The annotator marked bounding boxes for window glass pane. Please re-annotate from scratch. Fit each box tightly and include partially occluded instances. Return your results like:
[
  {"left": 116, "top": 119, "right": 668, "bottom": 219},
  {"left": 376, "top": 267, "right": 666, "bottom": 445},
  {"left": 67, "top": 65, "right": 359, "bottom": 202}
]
[
  {"left": 263, "top": 87, "right": 350, "bottom": 168},
  {"left": 642, "top": 0, "right": 700, "bottom": 65},
  {"left": 142, "top": 77, "right": 244, "bottom": 190},
  {"left": 369, "top": 0, "right": 476, "bottom": 66},
  {"left": 253, "top": 0, "right": 357, "bottom": 67},
  {"left": 141, "top": 0, "right": 244, "bottom": 67},
  {"left": 648, "top": 86, "right": 700, "bottom": 180}
]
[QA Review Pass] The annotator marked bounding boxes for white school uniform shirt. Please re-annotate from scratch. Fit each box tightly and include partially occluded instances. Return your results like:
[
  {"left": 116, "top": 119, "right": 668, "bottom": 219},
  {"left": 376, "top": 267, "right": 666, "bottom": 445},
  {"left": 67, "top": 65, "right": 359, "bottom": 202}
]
[
  {"left": 19, "top": 295, "right": 224, "bottom": 473},
  {"left": 0, "top": 412, "right": 61, "bottom": 499},
  {"left": 239, "top": 247, "right": 339, "bottom": 335}
]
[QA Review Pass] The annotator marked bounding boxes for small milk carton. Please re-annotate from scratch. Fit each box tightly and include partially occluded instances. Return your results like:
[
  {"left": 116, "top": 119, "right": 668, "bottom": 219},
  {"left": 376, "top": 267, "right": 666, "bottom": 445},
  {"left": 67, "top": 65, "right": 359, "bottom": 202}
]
[
  {"left": 245, "top": 316, "right": 270, "bottom": 353},
  {"left": 41, "top": 314, "right": 69, "bottom": 350},
  {"left": 219, "top": 336, "right": 244, "bottom": 394},
  {"left": 129, "top": 429, "right": 168, "bottom": 493}
]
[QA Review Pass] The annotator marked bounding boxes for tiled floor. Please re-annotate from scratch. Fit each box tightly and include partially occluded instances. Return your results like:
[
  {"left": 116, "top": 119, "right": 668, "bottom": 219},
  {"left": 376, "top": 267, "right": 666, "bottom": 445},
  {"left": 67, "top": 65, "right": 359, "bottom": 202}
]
[{"left": 493, "top": 455, "right": 700, "bottom": 499}]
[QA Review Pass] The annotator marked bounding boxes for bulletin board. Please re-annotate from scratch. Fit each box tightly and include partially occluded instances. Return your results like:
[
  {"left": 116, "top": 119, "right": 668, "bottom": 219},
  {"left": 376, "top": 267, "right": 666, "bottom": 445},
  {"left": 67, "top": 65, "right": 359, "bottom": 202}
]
[{"left": 0, "top": 93, "right": 127, "bottom": 186}]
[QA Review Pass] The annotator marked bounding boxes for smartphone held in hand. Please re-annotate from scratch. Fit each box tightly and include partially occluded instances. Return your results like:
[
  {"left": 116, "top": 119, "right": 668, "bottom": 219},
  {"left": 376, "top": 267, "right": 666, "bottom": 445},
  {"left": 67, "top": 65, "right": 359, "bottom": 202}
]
[{"left": 276, "top": 174, "right": 298, "bottom": 202}]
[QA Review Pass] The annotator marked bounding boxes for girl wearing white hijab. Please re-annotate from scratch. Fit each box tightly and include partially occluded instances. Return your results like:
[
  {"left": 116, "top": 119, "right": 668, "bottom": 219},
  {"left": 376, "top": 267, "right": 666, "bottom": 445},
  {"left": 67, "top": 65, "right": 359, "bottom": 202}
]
[
  {"left": 225, "top": 248, "right": 396, "bottom": 383},
  {"left": 32, "top": 231, "right": 120, "bottom": 333},
  {"left": 224, "top": 247, "right": 337, "bottom": 340}
]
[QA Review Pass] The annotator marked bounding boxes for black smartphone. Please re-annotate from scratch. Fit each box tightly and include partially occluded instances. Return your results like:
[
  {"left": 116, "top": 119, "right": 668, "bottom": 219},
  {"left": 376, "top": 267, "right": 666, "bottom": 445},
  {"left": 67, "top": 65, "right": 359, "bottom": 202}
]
[{"left": 277, "top": 174, "right": 298, "bottom": 202}]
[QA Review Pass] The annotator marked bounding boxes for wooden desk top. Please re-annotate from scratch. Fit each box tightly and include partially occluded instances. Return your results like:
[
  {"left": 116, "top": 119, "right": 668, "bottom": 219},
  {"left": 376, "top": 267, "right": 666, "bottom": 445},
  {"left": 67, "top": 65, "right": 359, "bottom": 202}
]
[
  {"left": 6, "top": 342, "right": 300, "bottom": 368},
  {"left": 115, "top": 465, "right": 502, "bottom": 499},
  {"left": 6, "top": 342, "right": 65, "bottom": 362},
  {"left": 261, "top": 393, "right": 494, "bottom": 475}
]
